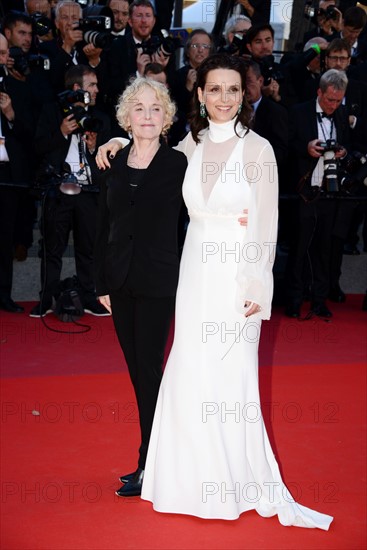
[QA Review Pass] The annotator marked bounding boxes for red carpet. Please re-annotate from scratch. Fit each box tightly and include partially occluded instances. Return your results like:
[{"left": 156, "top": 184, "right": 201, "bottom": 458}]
[{"left": 1, "top": 297, "right": 366, "bottom": 549}]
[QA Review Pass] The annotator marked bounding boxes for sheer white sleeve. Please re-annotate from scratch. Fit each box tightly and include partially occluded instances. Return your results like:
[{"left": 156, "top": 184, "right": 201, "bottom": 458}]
[
  {"left": 173, "top": 132, "right": 198, "bottom": 161},
  {"left": 108, "top": 137, "right": 130, "bottom": 148},
  {"left": 235, "top": 139, "right": 278, "bottom": 320}
]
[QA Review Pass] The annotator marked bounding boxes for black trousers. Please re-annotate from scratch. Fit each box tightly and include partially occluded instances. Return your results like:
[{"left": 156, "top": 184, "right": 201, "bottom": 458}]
[
  {"left": 286, "top": 197, "right": 338, "bottom": 304},
  {"left": 110, "top": 282, "right": 175, "bottom": 470},
  {"left": 0, "top": 167, "right": 27, "bottom": 299},
  {"left": 40, "top": 191, "right": 98, "bottom": 304}
]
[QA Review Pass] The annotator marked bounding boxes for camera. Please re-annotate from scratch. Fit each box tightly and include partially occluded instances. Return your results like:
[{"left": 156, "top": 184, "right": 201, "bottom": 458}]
[
  {"left": 320, "top": 139, "right": 342, "bottom": 193},
  {"left": 304, "top": 1, "right": 339, "bottom": 22},
  {"left": 78, "top": 15, "right": 112, "bottom": 49},
  {"left": 339, "top": 151, "right": 367, "bottom": 193},
  {"left": 9, "top": 47, "right": 50, "bottom": 76},
  {"left": 30, "top": 12, "right": 53, "bottom": 37},
  {"left": 220, "top": 33, "right": 248, "bottom": 56},
  {"left": 57, "top": 89, "right": 103, "bottom": 134},
  {"left": 136, "top": 32, "right": 180, "bottom": 59},
  {"left": 257, "top": 55, "right": 285, "bottom": 86}
]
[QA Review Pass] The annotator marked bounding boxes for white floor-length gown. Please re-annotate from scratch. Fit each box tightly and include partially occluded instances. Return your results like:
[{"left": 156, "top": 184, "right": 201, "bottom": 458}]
[{"left": 140, "top": 120, "right": 333, "bottom": 529}]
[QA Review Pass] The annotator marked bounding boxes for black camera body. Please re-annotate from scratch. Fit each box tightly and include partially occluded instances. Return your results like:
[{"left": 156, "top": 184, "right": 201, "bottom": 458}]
[
  {"left": 57, "top": 89, "right": 103, "bottom": 134},
  {"left": 304, "top": 1, "right": 339, "bottom": 22},
  {"left": 258, "top": 55, "right": 285, "bottom": 86},
  {"left": 78, "top": 15, "right": 112, "bottom": 49},
  {"left": 221, "top": 33, "right": 248, "bottom": 56},
  {"left": 136, "top": 33, "right": 180, "bottom": 59},
  {"left": 30, "top": 12, "right": 54, "bottom": 37},
  {"left": 9, "top": 47, "right": 50, "bottom": 76},
  {"left": 319, "top": 138, "right": 342, "bottom": 153},
  {"left": 340, "top": 151, "right": 367, "bottom": 194}
]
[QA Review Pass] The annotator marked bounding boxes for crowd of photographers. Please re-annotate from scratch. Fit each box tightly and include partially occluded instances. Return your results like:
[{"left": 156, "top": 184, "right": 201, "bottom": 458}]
[{"left": 0, "top": 0, "right": 366, "bottom": 319}]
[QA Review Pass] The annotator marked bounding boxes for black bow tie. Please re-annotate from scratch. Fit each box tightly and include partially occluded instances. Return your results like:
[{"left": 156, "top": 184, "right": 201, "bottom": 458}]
[{"left": 321, "top": 112, "right": 334, "bottom": 120}]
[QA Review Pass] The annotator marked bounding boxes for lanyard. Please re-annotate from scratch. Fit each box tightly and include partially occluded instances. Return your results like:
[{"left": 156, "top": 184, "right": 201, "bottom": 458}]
[
  {"left": 77, "top": 135, "right": 91, "bottom": 185},
  {"left": 317, "top": 112, "right": 334, "bottom": 142}
]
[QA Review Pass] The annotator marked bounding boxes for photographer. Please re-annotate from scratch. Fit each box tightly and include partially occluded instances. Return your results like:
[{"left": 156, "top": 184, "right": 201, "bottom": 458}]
[
  {"left": 285, "top": 69, "right": 350, "bottom": 318},
  {"left": 46, "top": 0, "right": 109, "bottom": 95},
  {"left": 303, "top": 0, "right": 343, "bottom": 44},
  {"left": 107, "top": 0, "right": 130, "bottom": 38},
  {"left": 335, "top": 6, "right": 367, "bottom": 64},
  {"left": 0, "top": 33, "right": 34, "bottom": 313},
  {"left": 107, "top": 0, "right": 177, "bottom": 100},
  {"left": 223, "top": 14, "right": 252, "bottom": 52},
  {"left": 245, "top": 24, "right": 297, "bottom": 107},
  {"left": 25, "top": 0, "right": 56, "bottom": 44},
  {"left": 171, "top": 29, "right": 215, "bottom": 134},
  {"left": 2, "top": 10, "right": 54, "bottom": 113},
  {"left": 30, "top": 64, "right": 111, "bottom": 318}
]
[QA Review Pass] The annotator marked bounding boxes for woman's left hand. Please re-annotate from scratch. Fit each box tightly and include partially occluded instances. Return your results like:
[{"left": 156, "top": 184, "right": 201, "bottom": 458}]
[{"left": 244, "top": 301, "right": 262, "bottom": 317}]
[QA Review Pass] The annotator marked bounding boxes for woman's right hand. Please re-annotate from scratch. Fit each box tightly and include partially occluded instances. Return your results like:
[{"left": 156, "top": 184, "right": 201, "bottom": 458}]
[
  {"left": 98, "top": 295, "right": 112, "bottom": 314},
  {"left": 96, "top": 139, "right": 124, "bottom": 170}
]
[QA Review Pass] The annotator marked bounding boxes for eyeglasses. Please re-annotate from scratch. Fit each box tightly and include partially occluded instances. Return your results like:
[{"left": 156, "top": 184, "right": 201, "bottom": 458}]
[
  {"left": 190, "top": 44, "right": 211, "bottom": 50},
  {"left": 233, "top": 29, "right": 248, "bottom": 34},
  {"left": 327, "top": 55, "right": 350, "bottom": 62}
]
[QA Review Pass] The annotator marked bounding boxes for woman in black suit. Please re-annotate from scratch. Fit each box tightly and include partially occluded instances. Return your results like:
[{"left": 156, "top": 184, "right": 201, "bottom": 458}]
[{"left": 94, "top": 78, "right": 187, "bottom": 497}]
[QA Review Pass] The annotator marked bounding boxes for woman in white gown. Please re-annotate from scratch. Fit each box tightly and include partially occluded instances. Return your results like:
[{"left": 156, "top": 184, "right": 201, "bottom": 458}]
[{"left": 97, "top": 54, "right": 333, "bottom": 529}]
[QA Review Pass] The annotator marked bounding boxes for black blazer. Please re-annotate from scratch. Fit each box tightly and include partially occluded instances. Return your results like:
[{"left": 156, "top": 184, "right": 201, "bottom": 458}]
[
  {"left": 253, "top": 96, "right": 288, "bottom": 168},
  {"left": 94, "top": 142, "right": 188, "bottom": 297},
  {"left": 288, "top": 99, "right": 350, "bottom": 184},
  {"left": 0, "top": 76, "right": 34, "bottom": 184}
]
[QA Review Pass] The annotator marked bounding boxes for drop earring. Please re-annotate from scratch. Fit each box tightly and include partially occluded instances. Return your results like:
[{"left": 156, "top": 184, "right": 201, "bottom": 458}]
[
  {"left": 237, "top": 103, "right": 242, "bottom": 115},
  {"left": 200, "top": 102, "right": 207, "bottom": 118}
]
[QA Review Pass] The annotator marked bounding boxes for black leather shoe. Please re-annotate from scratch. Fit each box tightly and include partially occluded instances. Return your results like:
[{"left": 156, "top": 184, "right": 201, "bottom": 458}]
[
  {"left": 119, "top": 471, "right": 137, "bottom": 484},
  {"left": 328, "top": 287, "right": 346, "bottom": 303},
  {"left": 0, "top": 297, "right": 24, "bottom": 313},
  {"left": 312, "top": 303, "right": 333, "bottom": 317},
  {"left": 115, "top": 468, "right": 144, "bottom": 497},
  {"left": 285, "top": 302, "right": 301, "bottom": 318}
]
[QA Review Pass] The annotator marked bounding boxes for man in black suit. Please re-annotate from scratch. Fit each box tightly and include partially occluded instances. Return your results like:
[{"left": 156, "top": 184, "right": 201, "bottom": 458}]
[
  {"left": 245, "top": 23, "right": 298, "bottom": 108},
  {"left": 0, "top": 33, "right": 34, "bottom": 313},
  {"left": 106, "top": 0, "right": 174, "bottom": 100},
  {"left": 285, "top": 69, "right": 350, "bottom": 318},
  {"left": 335, "top": 6, "right": 367, "bottom": 65},
  {"left": 30, "top": 64, "right": 111, "bottom": 317}
]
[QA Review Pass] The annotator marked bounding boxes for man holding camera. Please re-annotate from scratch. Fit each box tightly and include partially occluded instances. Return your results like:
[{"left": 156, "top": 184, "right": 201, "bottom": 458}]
[
  {"left": 46, "top": 0, "right": 108, "bottom": 95},
  {"left": 285, "top": 69, "right": 350, "bottom": 318},
  {"left": 246, "top": 24, "right": 297, "bottom": 107},
  {"left": 30, "top": 64, "right": 111, "bottom": 317},
  {"left": 0, "top": 32, "right": 34, "bottom": 313},
  {"left": 107, "top": 0, "right": 173, "bottom": 99}
]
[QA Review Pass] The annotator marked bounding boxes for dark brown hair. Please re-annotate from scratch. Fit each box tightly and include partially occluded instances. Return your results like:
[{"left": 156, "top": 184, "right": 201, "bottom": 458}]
[{"left": 189, "top": 53, "right": 252, "bottom": 144}]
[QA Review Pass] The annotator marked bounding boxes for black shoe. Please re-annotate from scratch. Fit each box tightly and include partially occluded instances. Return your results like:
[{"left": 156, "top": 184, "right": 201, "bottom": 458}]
[
  {"left": 119, "top": 470, "right": 137, "bottom": 484},
  {"left": 84, "top": 300, "right": 111, "bottom": 316},
  {"left": 285, "top": 302, "right": 301, "bottom": 318},
  {"left": 328, "top": 287, "right": 346, "bottom": 303},
  {"left": 343, "top": 244, "right": 360, "bottom": 255},
  {"left": 311, "top": 303, "right": 333, "bottom": 317},
  {"left": 29, "top": 302, "right": 53, "bottom": 318},
  {"left": 0, "top": 297, "right": 24, "bottom": 313},
  {"left": 115, "top": 468, "right": 144, "bottom": 497}
]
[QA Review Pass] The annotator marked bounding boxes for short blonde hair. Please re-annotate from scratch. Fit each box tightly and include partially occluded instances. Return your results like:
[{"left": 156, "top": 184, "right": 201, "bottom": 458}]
[{"left": 116, "top": 77, "right": 176, "bottom": 135}]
